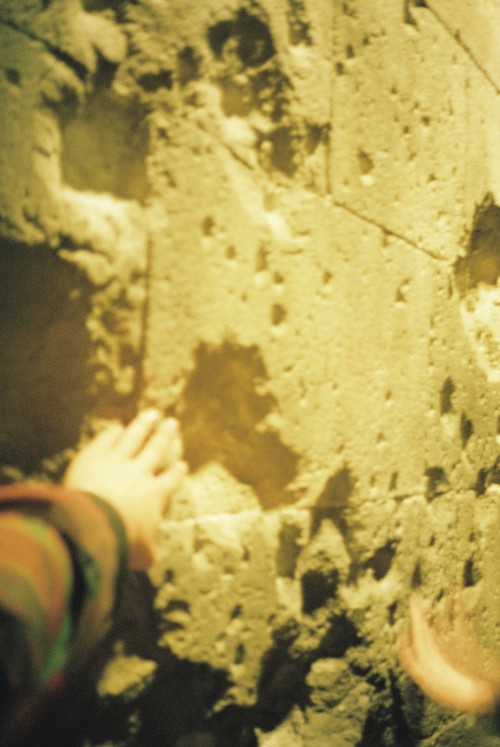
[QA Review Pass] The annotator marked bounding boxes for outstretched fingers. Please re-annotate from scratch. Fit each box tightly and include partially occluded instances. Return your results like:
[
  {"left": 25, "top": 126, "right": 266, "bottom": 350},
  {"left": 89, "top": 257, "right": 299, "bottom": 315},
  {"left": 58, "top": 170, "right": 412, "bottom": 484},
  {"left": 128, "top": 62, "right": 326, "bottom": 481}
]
[
  {"left": 88, "top": 423, "right": 124, "bottom": 451},
  {"left": 136, "top": 417, "right": 180, "bottom": 472},
  {"left": 408, "top": 596, "right": 442, "bottom": 661},
  {"left": 399, "top": 596, "right": 498, "bottom": 714},
  {"left": 398, "top": 597, "right": 445, "bottom": 688},
  {"left": 156, "top": 460, "right": 188, "bottom": 501},
  {"left": 114, "top": 409, "right": 162, "bottom": 457}
]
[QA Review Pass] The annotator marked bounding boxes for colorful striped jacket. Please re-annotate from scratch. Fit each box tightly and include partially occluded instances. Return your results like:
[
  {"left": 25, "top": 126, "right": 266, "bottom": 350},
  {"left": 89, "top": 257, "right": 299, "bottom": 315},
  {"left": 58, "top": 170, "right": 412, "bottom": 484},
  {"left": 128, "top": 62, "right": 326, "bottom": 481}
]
[{"left": 0, "top": 483, "right": 128, "bottom": 741}]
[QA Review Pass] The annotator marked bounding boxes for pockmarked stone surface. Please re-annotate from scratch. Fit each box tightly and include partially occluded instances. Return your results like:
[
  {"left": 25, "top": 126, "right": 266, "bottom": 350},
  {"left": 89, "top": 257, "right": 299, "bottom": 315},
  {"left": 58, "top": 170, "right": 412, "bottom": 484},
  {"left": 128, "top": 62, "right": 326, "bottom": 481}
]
[{"left": 1, "top": 1, "right": 500, "bottom": 745}]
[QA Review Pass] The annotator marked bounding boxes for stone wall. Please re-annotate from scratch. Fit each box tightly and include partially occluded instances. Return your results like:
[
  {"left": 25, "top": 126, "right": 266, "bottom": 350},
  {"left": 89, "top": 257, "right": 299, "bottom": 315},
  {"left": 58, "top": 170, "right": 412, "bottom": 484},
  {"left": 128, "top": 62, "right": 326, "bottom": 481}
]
[{"left": 1, "top": 1, "right": 500, "bottom": 745}]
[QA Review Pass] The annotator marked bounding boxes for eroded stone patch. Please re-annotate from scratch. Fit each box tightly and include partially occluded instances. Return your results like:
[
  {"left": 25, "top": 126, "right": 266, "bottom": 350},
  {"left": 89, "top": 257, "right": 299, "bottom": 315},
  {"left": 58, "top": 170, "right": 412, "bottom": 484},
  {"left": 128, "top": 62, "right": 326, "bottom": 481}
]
[{"left": 178, "top": 341, "right": 299, "bottom": 509}]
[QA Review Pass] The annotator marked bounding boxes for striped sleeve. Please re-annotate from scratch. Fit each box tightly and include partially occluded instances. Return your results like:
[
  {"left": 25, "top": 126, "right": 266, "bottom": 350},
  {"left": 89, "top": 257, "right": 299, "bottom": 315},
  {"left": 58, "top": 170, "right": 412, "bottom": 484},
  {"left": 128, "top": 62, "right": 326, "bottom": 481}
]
[
  {"left": 0, "top": 512, "right": 74, "bottom": 691},
  {"left": 0, "top": 483, "right": 129, "bottom": 691}
]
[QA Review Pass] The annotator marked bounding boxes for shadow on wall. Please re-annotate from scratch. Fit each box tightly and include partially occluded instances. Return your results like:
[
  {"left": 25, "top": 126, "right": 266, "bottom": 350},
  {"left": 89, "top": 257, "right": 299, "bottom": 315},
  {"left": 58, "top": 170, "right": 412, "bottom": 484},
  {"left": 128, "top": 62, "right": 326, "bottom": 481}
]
[
  {"left": 454, "top": 193, "right": 500, "bottom": 291},
  {"left": 452, "top": 193, "right": 500, "bottom": 384},
  {"left": 0, "top": 241, "right": 93, "bottom": 473},
  {"left": 178, "top": 341, "right": 299, "bottom": 509}
]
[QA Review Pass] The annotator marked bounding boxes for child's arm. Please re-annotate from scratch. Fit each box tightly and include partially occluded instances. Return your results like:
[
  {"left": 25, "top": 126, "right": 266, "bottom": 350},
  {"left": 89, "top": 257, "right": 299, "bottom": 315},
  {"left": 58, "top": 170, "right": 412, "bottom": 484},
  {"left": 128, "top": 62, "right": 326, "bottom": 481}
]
[{"left": 0, "top": 411, "right": 186, "bottom": 739}]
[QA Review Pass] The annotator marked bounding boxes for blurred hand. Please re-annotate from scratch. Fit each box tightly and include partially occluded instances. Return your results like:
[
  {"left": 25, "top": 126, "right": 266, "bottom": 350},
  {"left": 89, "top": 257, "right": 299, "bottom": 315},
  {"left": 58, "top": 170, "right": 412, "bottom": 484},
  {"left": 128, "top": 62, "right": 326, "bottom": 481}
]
[
  {"left": 64, "top": 410, "right": 187, "bottom": 570},
  {"left": 398, "top": 596, "right": 497, "bottom": 715}
]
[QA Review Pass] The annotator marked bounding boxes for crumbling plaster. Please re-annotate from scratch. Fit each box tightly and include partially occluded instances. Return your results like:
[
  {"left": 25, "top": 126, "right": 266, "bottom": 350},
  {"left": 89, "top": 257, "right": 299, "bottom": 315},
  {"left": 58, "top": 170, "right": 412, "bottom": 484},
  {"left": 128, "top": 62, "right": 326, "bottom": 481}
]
[{"left": 1, "top": 1, "right": 500, "bottom": 745}]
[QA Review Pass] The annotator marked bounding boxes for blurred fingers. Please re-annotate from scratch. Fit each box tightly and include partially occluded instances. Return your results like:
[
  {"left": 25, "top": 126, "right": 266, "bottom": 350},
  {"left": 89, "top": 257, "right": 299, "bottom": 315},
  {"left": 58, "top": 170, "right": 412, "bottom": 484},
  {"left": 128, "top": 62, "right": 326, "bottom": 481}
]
[
  {"left": 137, "top": 418, "right": 180, "bottom": 472},
  {"left": 87, "top": 423, "right": 124, "bottom": 450},
  {"left": 408, "top": 596, "right": 442, "bottom": 660},
  {"left": 157, "top": 461, "right": 188, "bottom": 509},
  {"left": 115, "top": 409, "right": 162, "bottom": 457}
]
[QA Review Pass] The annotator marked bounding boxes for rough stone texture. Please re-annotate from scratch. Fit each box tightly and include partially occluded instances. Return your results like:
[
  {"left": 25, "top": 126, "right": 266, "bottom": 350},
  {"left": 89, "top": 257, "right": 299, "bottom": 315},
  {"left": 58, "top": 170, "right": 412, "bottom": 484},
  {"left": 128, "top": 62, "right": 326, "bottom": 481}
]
[{"left": 2, "top": 1, "right": 500, "bottom": 745}]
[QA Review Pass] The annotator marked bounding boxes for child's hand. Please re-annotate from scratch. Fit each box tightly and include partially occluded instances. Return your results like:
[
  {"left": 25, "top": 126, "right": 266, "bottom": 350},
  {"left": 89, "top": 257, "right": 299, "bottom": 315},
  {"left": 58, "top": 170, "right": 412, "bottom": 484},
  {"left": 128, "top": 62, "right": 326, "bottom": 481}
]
[
  {"left": 398, "top": 596, "right": 497, "bottom": 714},
  {"left": 63, "top": 410, "right": 187, "bottom": 570}
]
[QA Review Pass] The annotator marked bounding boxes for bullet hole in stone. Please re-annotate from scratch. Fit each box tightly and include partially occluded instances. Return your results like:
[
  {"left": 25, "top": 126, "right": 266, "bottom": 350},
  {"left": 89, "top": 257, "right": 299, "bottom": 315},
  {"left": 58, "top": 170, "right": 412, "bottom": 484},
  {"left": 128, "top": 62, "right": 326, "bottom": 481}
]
[
  {"left": 255, "top": 245, "right": 268, "bottom": 272},
  {"left": 455, "top": 196, "right": 500, "bottom": 291},
  {"left": 474, "top": 468, "right": 489, "bottom": 495},
  {"left": 4, "top": 68, "right": 20, "bottom": 86},
  {"left": 425, "top": 466, "right": 448, "bottom": 499},
  {"left": 364, "top": 542, "right": 397, "bottom": 581},
  {"left": 460, "top": 413, "right": 474, "bottom": 447},
  {"left": 335, "top": 62, "right": 345, "bottom": 75},
  {"left": 318, "top": 614, "right": 361, "bottom": 658},
  {"left": 163, "top": 569, "right": 175, "bottom": 584},
  {"left": 201, "top": 215, "right": 216, "bottom": 236},
  {"left": 422, "top": 115, "right": 431, "bottom": 126},
  {"left": 357, "top": 150, "right": 374, "bottom": 176},
  {"left": 404, "top": 0, "right": 428, "bottom": 25},
  {"left": 301, "top": 569, "right": 339, "bottom": 615},
  {"left": 411, "top": 562, "right": 422, "bottom": 589},
  {"left": 226, "top": 245, "right": 236, "bottom": 260},
  {"left": 395, "top": 280, "right": 410, "bottom": 304},
  {"left": 208, "top": 10, "right": 275, "bottom": 67},
  {"left": 276, "top": 524, "right": 302, "bottom": 577},
  {"left": 231, "top": 605, "right": 243, "bottom": 619},
  {"left": 234, "top": 644, "right": 246, "bottom": 665},
  {"left": 440, "top": 377, "right": 455, "bottom": 415},
  {"left": 389, "top": 471, "right": 398, "bottom": 491},
  {"left": 429, "top": 535, "right": 435, "bottom": 546},
  {"left": 342, "top": 2, "right": 356, "bottom": 17},
  {"left": 177, "top": 47, "right": 201, "bottom": 85},
  {"left": 0, "top": 241, "right": 93, "bottom": 472},
  {"left": 388, "top": 602, "right": 398, "bottom": 625},
  {"left": 271, "top": 304, "right": 287, "bottom": 326},
  {"left": 193, "top": 531, "right": 207, "bottom": 554},
  {"left": 346, "top": 44, "right": 355, "bottom": 59},
  {"left": 306, "top": 124, "right": 325, "bottom": 155},
  {"left": 463, "top": 557, "right": 481, "bottom": 587},
  {"left": 61, "top": 89, "right": 149, "bottom": 200},
  {"left": 138, "top": 70, "right": 173, "bottom": 92},
  {"left": 178, "top": 341, "right": 299, "bottom": 508}
]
